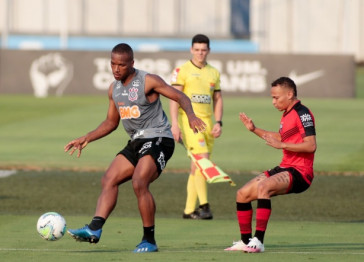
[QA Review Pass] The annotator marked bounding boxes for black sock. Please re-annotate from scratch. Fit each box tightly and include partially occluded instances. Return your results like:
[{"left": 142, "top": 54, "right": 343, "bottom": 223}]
[
  {"left": 242, "top": 233, "right": 252, "bottom": 245},
  {"left": 88, "top": 216, "right": 106, "bottom": 230},
  {"left": 142, "top": 226, "right": 156, "bottom": 244},
  {"left": 254, "top": 230, "right": 265, "bottom": 243}
]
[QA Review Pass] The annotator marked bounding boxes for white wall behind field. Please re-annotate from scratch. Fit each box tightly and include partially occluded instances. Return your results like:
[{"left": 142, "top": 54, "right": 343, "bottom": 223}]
[
  {"left": 0, "top": 0, "right": 231, "bottom": 36},
  {"left": 1, "top": 0, "right": 363, "bottom": 62},
  {"left": 251, "top": 0, "right": 364, "bottom": 61}
]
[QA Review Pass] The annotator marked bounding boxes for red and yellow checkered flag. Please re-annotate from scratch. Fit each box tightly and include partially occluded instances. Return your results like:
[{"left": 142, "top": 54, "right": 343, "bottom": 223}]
[{"left": 180, "top": 140, "right": 236, "bottom": 186}]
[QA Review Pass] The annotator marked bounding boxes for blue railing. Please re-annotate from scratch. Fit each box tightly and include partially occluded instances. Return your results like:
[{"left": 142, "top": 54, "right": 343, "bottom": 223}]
[{"left": 2, "top": 35, "right": 258, "bottom": 53}]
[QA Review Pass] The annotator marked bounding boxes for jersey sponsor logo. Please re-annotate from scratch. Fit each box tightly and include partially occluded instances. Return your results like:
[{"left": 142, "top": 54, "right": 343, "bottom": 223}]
[
  {"left": 128, "top": 87, "right": 138, "bottom": 101},
  {"left": 158, "top": 151, "right": 166, "bottom": 170},
  {"left": 300, "top": 113, "right": 314, "bottom": 128},
  {"left": 191, "top": 94, "right": 211, "bottom": 104},
  {"left": 119, "top": 105, "right": 141, "bottom": 119}
]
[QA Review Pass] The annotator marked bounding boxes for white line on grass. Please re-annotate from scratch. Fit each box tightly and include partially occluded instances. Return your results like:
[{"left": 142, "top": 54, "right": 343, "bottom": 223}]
[
  {"left": 1, "top": 248, "right": 363, "bottom": 256},
  {"left": 0, "top": 170, "right": 17, "bottom": 178}
]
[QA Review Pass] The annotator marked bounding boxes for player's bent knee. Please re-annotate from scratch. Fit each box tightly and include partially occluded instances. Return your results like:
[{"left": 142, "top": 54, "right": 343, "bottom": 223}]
[
  {"left": 236, "top": 188, "right": 251, "bottom": 202},
  {"left": 101, "top": 174, "right": 119, "bottom": 189},
  {"left": 100, "top": 175, "right": 108, "bottom": 187}
]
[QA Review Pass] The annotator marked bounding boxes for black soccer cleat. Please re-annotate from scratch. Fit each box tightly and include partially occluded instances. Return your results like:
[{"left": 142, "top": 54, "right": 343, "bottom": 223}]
[
  {"left": 196, "top": 203, "right": 213, "bottom": 220},
  {"left": 182, "top": 211, "right": 201, "bottom": 219}
]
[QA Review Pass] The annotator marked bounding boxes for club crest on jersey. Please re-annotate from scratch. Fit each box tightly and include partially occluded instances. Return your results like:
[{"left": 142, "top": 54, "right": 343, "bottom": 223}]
[{"left": 128, "top": 87, "right": 138, "bottom": 101}]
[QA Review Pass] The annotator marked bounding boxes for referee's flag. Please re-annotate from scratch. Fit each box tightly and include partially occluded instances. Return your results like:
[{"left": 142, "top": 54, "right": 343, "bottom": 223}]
[{"left": 186, "top": 150, "right": 236, "bottom": 186}]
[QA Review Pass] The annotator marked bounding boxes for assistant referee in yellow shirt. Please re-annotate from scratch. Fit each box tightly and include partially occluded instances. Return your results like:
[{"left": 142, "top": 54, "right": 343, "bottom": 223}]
[{"left": 170, "top": 34, "right": 223, "bottom": 219}]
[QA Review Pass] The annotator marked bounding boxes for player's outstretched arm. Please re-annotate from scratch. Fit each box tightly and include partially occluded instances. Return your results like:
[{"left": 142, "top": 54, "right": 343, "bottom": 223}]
[
  {"left": 264, "top": 134, "right": 317, "bottom": 153},
  {"left": 239, "top": 112, "right": 255, "bottom": 131},
  {"left": 169, "top": 84, "right": 183, "bottom": 141},
  {"left": 64, "top": 136, "right": 89, "bottom": 158},
  {"left": 176, "top": 94, "right": 206, "bottom": 134},
  {"left": 64, "top": 83, "right": 120, "bottom": 158},
  {"left": 147, "top": 74, "right": 206, "bottom": 134},
  {"left": 239, "top": 112, "right": 280, "bottom": 140}
]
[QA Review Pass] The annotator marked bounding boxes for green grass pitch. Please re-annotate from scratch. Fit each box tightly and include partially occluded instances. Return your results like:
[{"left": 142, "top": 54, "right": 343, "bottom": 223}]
[
  {"left": 0, "top": 170, "right": 363, "bottom": 261},
  {"left": 0, "top": 95, "right": 364, "bottom": 173},
  {"left": 1, "top": 216, "right": 363, "bottom": 262},
  {"left": 0, "top": 66, "right": 364, "bottom": 261}
]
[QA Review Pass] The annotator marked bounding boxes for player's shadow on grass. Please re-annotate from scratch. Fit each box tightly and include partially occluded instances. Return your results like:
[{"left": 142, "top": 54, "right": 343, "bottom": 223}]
[
  {"left": 68, "top": 249, "right": 126, "bottom": 253},
  {"left": 0, "top": 195, "right": 19, "bottom": 200}
]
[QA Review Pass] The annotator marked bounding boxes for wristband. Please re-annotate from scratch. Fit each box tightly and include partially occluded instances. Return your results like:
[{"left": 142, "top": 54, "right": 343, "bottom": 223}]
[{"left": 216, "top": 121, "right": 223, "bottom": 127}]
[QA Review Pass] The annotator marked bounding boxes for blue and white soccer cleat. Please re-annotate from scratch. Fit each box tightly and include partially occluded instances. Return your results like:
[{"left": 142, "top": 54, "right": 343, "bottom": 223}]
[
  {"left": 133, "top": 240, "right": 158, "bottom": 253},
  {"left": 67, "top": 225, "right": 102, "bottom": 244}
]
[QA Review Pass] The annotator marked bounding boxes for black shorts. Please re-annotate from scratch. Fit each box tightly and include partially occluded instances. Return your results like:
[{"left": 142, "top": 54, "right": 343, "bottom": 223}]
[
  {"left": 265, "top": 166, "right": 311, "bottom": 194},
  {"left": 118, "top": 137, "right": 175, "bottom": 175}
]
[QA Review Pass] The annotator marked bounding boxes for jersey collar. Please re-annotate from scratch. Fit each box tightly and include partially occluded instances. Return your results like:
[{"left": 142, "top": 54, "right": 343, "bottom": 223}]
[{"left": 284, "top": 100, "right": 301, "bottom": 116}]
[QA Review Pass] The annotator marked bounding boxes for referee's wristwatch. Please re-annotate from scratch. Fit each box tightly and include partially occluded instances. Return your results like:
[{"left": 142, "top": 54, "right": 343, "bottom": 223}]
[{"left": 216, "top": 120, "right": 223, "bottom": 127}]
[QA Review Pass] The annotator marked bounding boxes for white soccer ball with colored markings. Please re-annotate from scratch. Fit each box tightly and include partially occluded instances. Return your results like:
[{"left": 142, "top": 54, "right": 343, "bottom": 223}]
[{"left": 37, "top": 212, "right": 66, "bottom": 241}]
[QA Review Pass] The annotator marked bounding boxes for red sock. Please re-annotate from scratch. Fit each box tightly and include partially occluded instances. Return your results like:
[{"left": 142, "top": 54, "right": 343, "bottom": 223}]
[
  {"left": 255, "top": 199, "right": 271, "bottom": 243},
  {"left": 236, "top": 202, "right": 252, "bottom": 244}
]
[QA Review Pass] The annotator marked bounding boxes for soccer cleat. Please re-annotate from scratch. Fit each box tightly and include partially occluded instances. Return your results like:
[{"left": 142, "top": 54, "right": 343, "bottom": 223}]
[
  {"left": 67, "top": 225, "right": 102, "bottom": 244},
  {"left": 242, "top": 237, "right": 265, "bottom": 253},
  {"left": 224, "top": 240, "right": 247, "bottom": 251},
  {"left": 196, "top": 203, "right": 213, "bottom": 219},
  {"left": 133, "top": 240, "right": 158, "bottom": 253},
  {"left": 182, "top": 211, "right": 201, "bottom": 219}
]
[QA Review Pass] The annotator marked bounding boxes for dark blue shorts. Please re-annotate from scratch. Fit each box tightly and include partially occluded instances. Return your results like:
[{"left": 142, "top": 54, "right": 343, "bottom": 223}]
[
  {"left": 265, "top": 166, "right": 312, "bottom": 194},
  {"left": 118, "top": 137, "right": 175, "bottom": 175}
]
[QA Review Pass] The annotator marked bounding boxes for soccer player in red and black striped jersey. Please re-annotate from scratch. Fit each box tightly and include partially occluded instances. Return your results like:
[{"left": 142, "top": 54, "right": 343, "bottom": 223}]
[{"left": 225, "top": 77, "right": 317, "bottom": 253}]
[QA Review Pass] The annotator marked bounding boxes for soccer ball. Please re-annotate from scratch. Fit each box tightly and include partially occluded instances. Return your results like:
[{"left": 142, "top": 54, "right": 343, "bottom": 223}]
[{"left": 36, "top": 212, "right": 66, "bottom": 241}]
